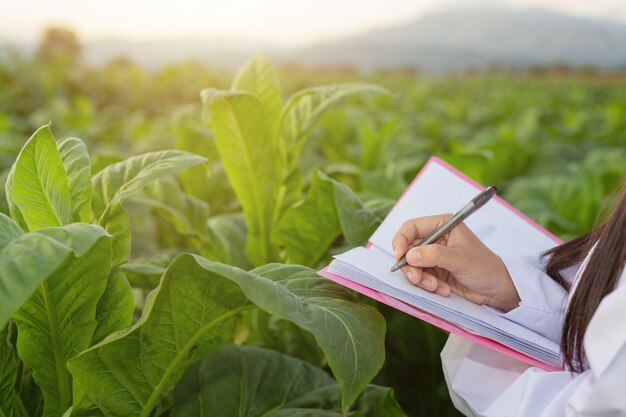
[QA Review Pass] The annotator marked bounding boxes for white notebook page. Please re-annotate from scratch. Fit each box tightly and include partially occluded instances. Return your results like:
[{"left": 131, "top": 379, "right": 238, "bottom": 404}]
[
  {"left": 369, "top": 160, "right": 557, "bottom": 258},
  {"left": 331, "top": 246, "right": 559, "bottom": 358}
]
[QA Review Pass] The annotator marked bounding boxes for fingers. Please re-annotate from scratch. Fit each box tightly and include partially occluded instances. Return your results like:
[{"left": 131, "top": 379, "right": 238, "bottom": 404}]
[
  {"left": 391, "top": 214, "right": 452, "bottom": 259},
  {"left": 405, "top": 244, "right": 463, "bottom": 275},
  {"left": 401, "top": 266, "right": 451, "bottom": 297}
]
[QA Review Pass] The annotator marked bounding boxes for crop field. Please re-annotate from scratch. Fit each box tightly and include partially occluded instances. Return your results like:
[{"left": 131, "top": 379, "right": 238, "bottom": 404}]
[{"left": 1, "top": 46, "right": 625, "bottom": 417}]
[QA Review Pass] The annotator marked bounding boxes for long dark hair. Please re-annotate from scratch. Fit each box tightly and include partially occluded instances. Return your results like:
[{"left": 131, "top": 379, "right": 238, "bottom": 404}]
[{"left": 543, "top": 187, "right": 626, "bottom": 372}]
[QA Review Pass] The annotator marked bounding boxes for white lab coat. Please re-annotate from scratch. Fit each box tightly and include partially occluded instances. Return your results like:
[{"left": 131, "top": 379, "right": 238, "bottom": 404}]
[{"left": 441, "top": 249, "right": 626, "bottom": 417}]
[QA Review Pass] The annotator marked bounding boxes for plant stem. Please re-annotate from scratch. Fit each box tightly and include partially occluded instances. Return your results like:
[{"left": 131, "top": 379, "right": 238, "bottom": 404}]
[
  {"left": 40, "top": 281, "right": 72, "bottom": 412},
  {"left": 13, "top": 391, "right": 30, "bottom": 417}
]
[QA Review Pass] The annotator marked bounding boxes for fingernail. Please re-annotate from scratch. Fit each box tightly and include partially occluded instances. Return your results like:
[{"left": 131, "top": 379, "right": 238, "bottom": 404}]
[
  {"left": 406, "top": 250, "right": 420, "bottom": 264},
  {"left": 407, "top": 270, "right": 418, "bottom": 284},
  {"left": 393, "top": 246, "right": 399, "bottom": 259}
]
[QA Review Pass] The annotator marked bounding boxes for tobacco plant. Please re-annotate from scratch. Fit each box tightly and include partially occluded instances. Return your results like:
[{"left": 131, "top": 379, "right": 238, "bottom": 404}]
[
  {"left": 122, "top": 56, "right": 396, "bottom": 373},
  {"left": 198, "top": 56, "right": 389, "bottom": 267},
  {"left": 0, "top": 125, "right": 404, "bottom": 416}
]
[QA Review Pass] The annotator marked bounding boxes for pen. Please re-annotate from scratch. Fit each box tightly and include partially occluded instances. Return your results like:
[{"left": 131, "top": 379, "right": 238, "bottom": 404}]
[{"left": 389, "top": 185, "right": 498, "bottom": 273}]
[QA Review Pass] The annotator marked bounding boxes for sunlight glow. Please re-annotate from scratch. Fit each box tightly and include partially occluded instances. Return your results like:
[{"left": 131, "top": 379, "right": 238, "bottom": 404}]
[{"left": 0, "top": 0, "right": 624, "bottom": 45}]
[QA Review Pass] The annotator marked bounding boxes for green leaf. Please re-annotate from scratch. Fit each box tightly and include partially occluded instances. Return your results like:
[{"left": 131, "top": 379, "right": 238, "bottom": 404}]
[
  {"left": 194, "top": 261, "right": 386, "bottom": 413},
  {"left": 0, "top": 168, "right": 10, "bottom": 216},
  {"left": 57, "top": 137, "right": 93, "bottom": 222},
  {"left": 172, "top": 343, "right": 335, "bottom": 416},
  {"left": 272, "top": 171, "right": 381, "bottom": 265},
  {"left": 0, "top": 212, "right": 23, "bottom": 252},
  {"left": 334, "top": 179, "right": 381, "bottom": 247},
  {"left": 272, "top": 171, "right": 341, "bottom": 266},
  {"left": 6, "top": 125, "right": 72, "bottom": 231},
  {"left": 207, "top": 213, "right": 253, "bottom": 270},
  {"left": 0, "top": 323, "right": 19, "bottom": 417},
  {"left": 358, "top": 114, "right": 399, "bottom": 170},
  {"left": 4, "top": 164, "right": 27, "bottom": 232},
  {"left": 13, "top": 224, "right": 112, "bottom": 417},
  {"left": 266, "top": 411, "right": 344, "bottom": 417},
  {"left": 200, "top": 89, "right": 241, "bottom": 109},
  {"left": 360, "top": 167, "right": 407, "bottom": 201},
  {"left": 131, "top": 178, "right": 229, "bottom": 262},
  {"left": 121, "top": 262, "right": 166, "bottom": 290},
  {"left": 203, "top": 92, "right": 282, "bottom": 265},
  {"left": 347, "top": 386, "right": 407, "bottom": 417},
  {"left": 0, "top": 229, "right": 80, "bottom": 328},
  {"left": 67, "top": 254, "right": 249, "bottom": 417},
  {"left": 173, "top": 105, "right": 216, "bottom": 202},
  {"left": 91, "top": 150, "right": 206, "bottom": 267},
  {"left": 92, "top": 269, "right": 134, "bottom": 345},
  {"left": 172, "top": 344, "right": 405, "bottom": 417},
  {"left": 284, "top": 385, "right": 405, "bottom": 417},
  {"left": 231, "top": 55, "right": 283, "bottom": 132},
  {"left": 272, "top": 167, "right": 305, "bottom": 226},
  {"left": 279, "top": 83, "right": 388, "bottom": 167}
]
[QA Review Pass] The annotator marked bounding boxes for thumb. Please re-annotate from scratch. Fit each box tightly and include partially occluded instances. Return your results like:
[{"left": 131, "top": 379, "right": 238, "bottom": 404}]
[{"left": 405, "top": 244, "right": 464, "bottom": 274}]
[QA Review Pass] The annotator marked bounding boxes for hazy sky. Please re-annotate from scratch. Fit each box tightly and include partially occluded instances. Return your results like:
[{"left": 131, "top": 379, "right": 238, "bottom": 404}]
[{"left": 1, "top": 0, "right": 625, "bottom": 46}]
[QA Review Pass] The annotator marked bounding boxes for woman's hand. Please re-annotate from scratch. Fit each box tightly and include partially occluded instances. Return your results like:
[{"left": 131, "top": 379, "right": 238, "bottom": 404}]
[{"left": 392, "top": 214, "right": 521, "bottom": 312}]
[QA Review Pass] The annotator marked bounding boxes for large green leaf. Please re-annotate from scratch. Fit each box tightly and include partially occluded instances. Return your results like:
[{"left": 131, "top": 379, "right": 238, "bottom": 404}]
[
  {"left": 91, "top": 150, "right": 206, "bottom": 267},
  {"left": 172, "top": 344, "right": 405, "bottom": 417},
  {"left": 67, "top": 254, "right": 249, "bottom": 417},
  {"left": 203, "top": 92, "right": 282, "bottom": 265},
  {"left": 333, "top": 178, "right": 381, "bottom": 247},
  {"left": 0, "top": 169, "right": 9, "bottom": 216},
  {"left": 57, "top": 137, "right": 92, "bottom": 223},
  {"left": 279, "top": 83, "right": 388, "bottom": 167},
  {"left": 91, "top": 269, "right": 134, "bottom": 345},
  {"left": 272, "top": 171, "right": 341, "bottom": 266},
  {"left": 6, "top": 125, "right": 72, "bottom": 231},
  {"left": 0, "top": 323, "right": 19, "bottom": 417},
  {"left": 358, "top": 114, "right": 400, "bottom": 170},
  {"left": 231, "top": 55, "right": 283, "bottom": 132},
  {"left": 272, "top": 171, "right": 381, "bottom": 266},
  {"left": 3, "top": 165, "right": 26, "bottom": 231},
  {"left": 194, "top": 261, "right": 386, "bottom": 413},
  {"left": 173, "top": 105, "right": 216, "bottom": 203},
  {"left": 120, "top": 262, "right": 165, "bottom": 290},
  {"left": 172, "top": 343, "right": 335, "bottom": 416},
  {"left": 131, "top": 177, "right": 229, "bottom": 262},
  {"left": 208, "top": 212, "right": 253, "bottom": 270},
  {"left": 0, "top": 228, "right": 80, "bottom": 328},
  {"left": 13, "top": 224, "right": 112, "bottom": 417},
  {"left": 0, "top": 212, "right": 23, "bottom": 252}
]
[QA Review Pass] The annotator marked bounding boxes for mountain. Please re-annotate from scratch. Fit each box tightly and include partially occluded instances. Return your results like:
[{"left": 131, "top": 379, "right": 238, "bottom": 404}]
[
  {"left": 293, "top": 8, "right": 626, "bottom": 73},
  {"left": 4, "top": 7, "right": 626, "bottom": 73}
]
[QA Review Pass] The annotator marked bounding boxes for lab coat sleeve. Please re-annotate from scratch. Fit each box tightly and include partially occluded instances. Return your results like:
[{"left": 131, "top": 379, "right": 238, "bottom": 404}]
[
  {"left": 441, "top": 267, "right": 626, "bottom": 417},
  {"left": 494, "top": 254, "right": 569, "bottom": 342}
]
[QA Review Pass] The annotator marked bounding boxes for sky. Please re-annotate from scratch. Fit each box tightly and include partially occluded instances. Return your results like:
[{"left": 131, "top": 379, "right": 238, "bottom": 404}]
[{"left": 1, "top": 0, "right": 625, "bottom": 46}]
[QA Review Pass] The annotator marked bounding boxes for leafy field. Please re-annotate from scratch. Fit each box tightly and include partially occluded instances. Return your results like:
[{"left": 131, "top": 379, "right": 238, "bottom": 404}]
[{"left": 1, "top": 47, "right": 625, "bottom": 417}]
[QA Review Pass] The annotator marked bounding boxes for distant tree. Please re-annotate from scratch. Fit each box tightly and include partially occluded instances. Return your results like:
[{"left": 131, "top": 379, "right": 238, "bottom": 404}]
[{"left": 35, "top": 27, "right": 81, "bottom": 65}]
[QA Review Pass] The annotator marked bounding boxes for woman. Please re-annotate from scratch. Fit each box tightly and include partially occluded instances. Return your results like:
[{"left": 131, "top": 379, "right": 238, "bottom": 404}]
[{"left": 392, "top": 187, "right": 626, "bottom": 416}]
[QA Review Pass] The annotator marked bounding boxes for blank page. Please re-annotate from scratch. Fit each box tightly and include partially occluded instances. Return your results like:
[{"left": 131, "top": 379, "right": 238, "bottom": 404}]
[{"left": 369, "top": 159, "right": 559, "bottom": 257}]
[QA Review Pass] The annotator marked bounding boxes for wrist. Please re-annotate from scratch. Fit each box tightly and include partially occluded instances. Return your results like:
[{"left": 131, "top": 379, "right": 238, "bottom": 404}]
[{"left": 487, "top": 258, "right": 521, "bottom": 312}]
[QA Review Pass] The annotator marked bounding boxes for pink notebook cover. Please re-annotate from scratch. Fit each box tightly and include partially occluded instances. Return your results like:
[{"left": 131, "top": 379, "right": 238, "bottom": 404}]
[{"left": 318, "top": 156, "right": 563, "bottom": 372}]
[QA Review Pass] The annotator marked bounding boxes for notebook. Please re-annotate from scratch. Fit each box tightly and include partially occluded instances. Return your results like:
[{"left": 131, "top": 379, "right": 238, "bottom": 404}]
[{"left": 318, "top": 157, "right": 563, "bottom": 371}]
